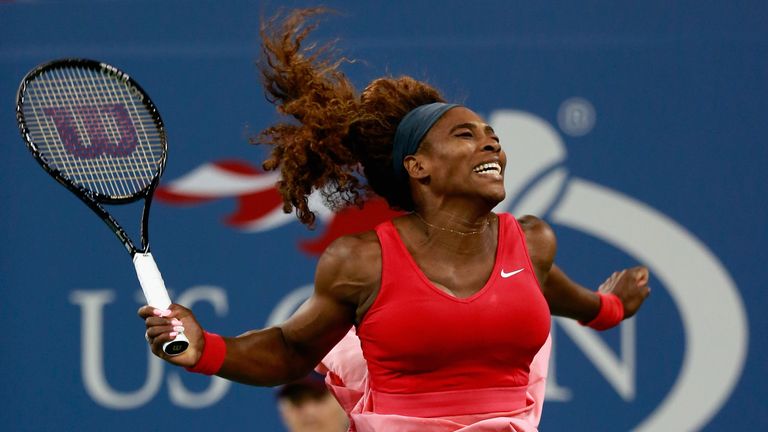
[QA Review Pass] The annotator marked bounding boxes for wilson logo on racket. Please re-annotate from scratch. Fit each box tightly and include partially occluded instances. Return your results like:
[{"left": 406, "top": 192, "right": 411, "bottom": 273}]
[{"left": 43, "top": 104, "right": 139, "bottom": 159}]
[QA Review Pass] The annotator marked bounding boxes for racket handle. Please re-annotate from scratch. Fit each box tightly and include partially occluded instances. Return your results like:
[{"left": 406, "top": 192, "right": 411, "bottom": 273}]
[{"left": 133, "top": 252, "right": 190, "bottom": 356}]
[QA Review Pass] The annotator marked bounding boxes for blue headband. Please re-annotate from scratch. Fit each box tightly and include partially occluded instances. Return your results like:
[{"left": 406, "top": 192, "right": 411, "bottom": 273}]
[{"left": 392, "top": 102, "right": 460, "bottom": 180}]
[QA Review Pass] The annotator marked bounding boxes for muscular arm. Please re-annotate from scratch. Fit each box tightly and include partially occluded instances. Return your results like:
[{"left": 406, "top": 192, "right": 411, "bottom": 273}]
[
  {"left": 518, "top": 215, "right": 649, "bottom": 322},
  {"left": 542, "top": 264, "right": 601, "bottom": 322},
  {"left": 217, "top": 290, "right": 354, "bottom": 386},
  {"left": 141, "top": 233, "right": 379, "bottom": 387},
  {"left": 217, "top": 234, "right": 380, "bottom": 385}
]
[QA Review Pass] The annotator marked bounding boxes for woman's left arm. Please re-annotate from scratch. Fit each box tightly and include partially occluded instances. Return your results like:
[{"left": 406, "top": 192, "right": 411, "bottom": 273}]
[{"left": 518, "top": 215, "right": 651, "bottom": 324}]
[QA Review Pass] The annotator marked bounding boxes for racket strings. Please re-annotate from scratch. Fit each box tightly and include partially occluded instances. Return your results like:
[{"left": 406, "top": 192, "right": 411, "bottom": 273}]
[{"left": 22, "top": 66, "right": 165, "bottom": 199}]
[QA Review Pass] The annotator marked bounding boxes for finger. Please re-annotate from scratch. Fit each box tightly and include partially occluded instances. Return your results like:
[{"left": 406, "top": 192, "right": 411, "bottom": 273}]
[
  {"left": 604, "top": 271, "right": 620, "bottom": 286},
  {"left": 153, "top": 308, "right": 173, "bottom": 318},
  {"left": 146, "top": 329, "right": 186, "bottom": 359},
  {"left": 151, "top": 329, "right": 181, "bottom": 346},
  {"left": 144, "top": 316, "right": 184, "bottom": 329},
  {"left": 633, "top": 267, "right": 650, "bottom": 286},
  {"left": 167, "top": 303, "right": 193, "bottom": 319},
  {"left": 144, "top": 316, "right": 167, "bottom": 329},
  {"left": 138, "top": 305, "right": 173, "bottom": 319},
  {"left": 146, "top": 324, "right": 177, "bottom": 340},
  {"left": 137, "top": 305, "right": 157, "bottom": 319},
  {"left": 616, "top": 269, "right": 627, "bottom": 279},
  {"left": 148, "top": 331, "right": 179, "bottom": 358},
  {"left": 147, "top": 318, "right": 185, "bottom": 334}
]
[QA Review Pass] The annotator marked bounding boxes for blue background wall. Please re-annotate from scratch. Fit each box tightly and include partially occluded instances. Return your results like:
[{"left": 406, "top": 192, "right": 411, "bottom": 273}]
[{"left": 1, "top": 1, "right": 766, "bottom": 431}]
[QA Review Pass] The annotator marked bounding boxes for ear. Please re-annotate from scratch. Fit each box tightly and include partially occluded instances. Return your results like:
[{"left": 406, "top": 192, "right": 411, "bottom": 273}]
[{"left": 403, "top": 154, "right": 430, "bottom": 180}]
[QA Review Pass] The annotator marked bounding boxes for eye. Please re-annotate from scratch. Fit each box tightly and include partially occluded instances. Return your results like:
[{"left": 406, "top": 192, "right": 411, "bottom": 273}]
[{"left": 455, "top": 131, "right": 473, "bottom": 138}]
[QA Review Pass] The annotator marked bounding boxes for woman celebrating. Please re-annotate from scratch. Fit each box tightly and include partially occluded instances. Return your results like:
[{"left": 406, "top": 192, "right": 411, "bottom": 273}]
[{"left": 140, "top": 8, "right": 649, "bottom": 431}]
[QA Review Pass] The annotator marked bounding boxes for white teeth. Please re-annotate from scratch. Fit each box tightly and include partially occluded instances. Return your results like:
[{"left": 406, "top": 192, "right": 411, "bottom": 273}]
[{"left": 473, "top": 162, "right": 501, "bottom": 174}]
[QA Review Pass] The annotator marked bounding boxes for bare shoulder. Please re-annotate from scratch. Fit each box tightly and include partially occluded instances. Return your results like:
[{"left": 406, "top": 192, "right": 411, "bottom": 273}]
[
  {"left": 315, "top": 230, "right": 382, "bottom": 304},
  {"left": 319, "top": 230, "right": 381, "bottom": 273},
  {"left": 516, "top": 215, "right": 557, "bottom": 279},
  {"left": 517, "top": 215, "right": 556, "bottom": 245},
  {"left": 518, "top": 214, "right": 550, "bottom": 232}
]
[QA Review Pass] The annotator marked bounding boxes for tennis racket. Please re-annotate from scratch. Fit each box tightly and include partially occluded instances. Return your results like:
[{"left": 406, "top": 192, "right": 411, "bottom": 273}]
[{"left": 16, "top": 58, "right": 189, "bottom": 356}]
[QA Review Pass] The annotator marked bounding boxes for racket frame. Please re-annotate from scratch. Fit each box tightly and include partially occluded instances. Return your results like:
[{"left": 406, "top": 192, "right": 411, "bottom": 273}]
[
  {"left": 16, "top": 58, "right": 188, "bottom": 356},
  {"left": 16, "top": 58, "right": 167, "bottom": 255}
]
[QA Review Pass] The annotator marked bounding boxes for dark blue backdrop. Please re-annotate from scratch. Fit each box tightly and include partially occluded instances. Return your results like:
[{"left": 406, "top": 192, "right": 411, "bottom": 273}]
[{"left": 1, "top": 1, "right": 766, "bottom": 431}]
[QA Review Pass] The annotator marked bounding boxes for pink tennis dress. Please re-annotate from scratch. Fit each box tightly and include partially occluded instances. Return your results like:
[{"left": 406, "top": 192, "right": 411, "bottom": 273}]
[{"left": 319, "top": 213, "right": 552, "bottom": 431}]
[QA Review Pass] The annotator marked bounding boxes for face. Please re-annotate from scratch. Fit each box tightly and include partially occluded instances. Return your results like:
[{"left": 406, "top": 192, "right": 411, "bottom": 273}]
[
  {"left": 278, "top": 391, "right": 349, "bottom": 432},
  {"left": 407, "top": 107, "right": 507, "bottom": 206}
]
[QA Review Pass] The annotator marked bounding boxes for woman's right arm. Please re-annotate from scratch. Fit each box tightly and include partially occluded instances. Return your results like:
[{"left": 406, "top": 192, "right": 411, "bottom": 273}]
[{"left": 138, "top": 233, "right": 379, "bottom": 387}]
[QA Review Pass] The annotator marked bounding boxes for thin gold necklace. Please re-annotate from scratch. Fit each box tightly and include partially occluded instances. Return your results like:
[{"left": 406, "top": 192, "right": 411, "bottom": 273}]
[{"left": 413, "top": 212, "right": 490, "bottom": 236}]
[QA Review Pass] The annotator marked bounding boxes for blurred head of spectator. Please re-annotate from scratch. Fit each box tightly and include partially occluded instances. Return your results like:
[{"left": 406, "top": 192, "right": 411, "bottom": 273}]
[{"left": 276, "top": 371, "right": 349, "bottom": 432}]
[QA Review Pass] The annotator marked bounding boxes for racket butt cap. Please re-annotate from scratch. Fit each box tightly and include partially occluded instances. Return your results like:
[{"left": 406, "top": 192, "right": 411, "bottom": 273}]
[{"left": 163, "top": 333, "right": 189, "bottom": 356}]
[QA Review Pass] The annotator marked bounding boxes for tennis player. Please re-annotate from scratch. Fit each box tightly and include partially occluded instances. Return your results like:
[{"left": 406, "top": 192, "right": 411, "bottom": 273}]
[{"left": 140, "top": 8, "right": 650, "bottom": 431}]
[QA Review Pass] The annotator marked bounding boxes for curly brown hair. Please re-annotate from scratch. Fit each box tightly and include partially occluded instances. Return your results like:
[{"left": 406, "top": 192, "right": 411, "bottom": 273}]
[{"left": 255, "top": 8, "right": 446, "bottom": 227}]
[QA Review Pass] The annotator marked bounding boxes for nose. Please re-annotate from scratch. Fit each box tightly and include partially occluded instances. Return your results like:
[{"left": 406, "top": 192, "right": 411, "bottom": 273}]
[{"left": 482, "top": 136, "right": 501, "bottom": 153}]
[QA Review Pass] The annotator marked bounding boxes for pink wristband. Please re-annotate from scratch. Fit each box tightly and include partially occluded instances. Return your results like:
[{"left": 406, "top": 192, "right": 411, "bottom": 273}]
[
  {"left": 185, "top": 331, "right": 226, "bottom": 375},
  {"left": 580, "top": 292, "right": 624, "bottom": 330}
]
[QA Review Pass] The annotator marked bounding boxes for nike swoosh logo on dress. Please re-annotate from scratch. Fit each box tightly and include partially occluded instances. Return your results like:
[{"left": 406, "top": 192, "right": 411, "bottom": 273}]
[{"left": 500, "top": 268, "right": 525, "bottom": 278}]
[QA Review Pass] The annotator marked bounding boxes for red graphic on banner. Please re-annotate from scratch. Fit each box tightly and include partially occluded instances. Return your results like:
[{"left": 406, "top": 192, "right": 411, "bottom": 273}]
[
  {"left": 156, "top": 159, "right": 403, "bottom": 256},
  {"left": 299, "top": 197, "right": 402, "bottom": 255}
]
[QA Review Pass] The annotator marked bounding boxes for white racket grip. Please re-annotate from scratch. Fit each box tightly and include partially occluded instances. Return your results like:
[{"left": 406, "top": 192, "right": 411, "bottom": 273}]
[
  {"left": 133, "top": 252, "right": 172, "bottom": 309},
  {"left": 134, "top": 253, "right": 189, "bottom": 356}
]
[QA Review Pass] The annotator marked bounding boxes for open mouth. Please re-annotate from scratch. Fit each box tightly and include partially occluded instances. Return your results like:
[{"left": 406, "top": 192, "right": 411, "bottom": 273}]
[{"left": 473, "top": 161, "right": 502, "bottom": 176}]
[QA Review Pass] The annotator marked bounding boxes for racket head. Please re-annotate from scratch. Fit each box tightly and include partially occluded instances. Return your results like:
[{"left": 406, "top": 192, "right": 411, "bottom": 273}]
[{"left": 17, "top": 59, "right": 168, "bottom": 204}]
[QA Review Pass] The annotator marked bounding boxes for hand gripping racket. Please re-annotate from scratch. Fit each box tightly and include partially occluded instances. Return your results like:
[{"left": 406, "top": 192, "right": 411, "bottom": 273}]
[{"left": 16, "top": 59, "right": 189, "bottom": 355}]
